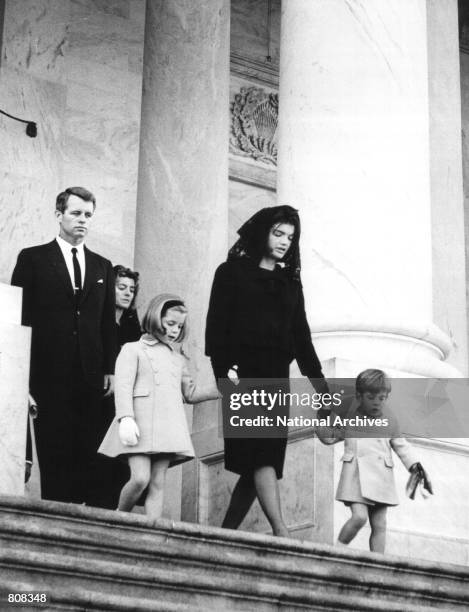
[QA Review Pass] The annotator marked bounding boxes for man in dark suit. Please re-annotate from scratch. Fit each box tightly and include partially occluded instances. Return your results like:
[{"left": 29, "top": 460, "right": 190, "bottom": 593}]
[{"left": 12, "top": 186, "right": 117, "bottom": 506}]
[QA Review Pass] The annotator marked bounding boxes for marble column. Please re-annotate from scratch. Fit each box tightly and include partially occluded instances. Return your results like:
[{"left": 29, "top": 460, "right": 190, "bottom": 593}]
[
  {"left": 0, "top": 284, "right": 31, "bottom": 496},
  {"left": 277, "top": 0, "right": 466, "bottom": 378},
  {"left": 427, "top": 0, "right": 468, "bottom": 374},
  {"left": 134, "top": 0, "right": 230, "bottom": 520},
  {"left": 276, "top": 0, "right": 469, "bottom": 561}
]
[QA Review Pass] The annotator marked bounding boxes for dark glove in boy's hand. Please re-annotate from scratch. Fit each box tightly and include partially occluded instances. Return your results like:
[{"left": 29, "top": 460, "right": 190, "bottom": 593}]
[
  {"left": 409, "top": 462, "right": 433, "bottom": 495},
  {"left": 25, "top": 461, "right": 32, "bottom": 483}
]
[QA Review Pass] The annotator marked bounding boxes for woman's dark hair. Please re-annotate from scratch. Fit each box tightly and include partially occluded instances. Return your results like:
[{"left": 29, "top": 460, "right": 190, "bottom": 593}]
[
  {"left": 228, "top": 205, "right": 301, "bottom": 279},
  {"left": 114, "top": 265, "right": 140, "bottom": 311}
]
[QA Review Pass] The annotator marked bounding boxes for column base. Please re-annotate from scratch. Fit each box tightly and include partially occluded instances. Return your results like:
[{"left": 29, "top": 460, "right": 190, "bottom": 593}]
[{"left": 310, "top": 317, "right": 460, "bottom": 377}]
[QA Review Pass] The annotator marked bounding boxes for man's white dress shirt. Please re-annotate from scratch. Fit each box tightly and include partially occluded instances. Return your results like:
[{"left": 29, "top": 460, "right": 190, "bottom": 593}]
[{"left": 56, "top": 236, "right": 86, "bottom": 290}]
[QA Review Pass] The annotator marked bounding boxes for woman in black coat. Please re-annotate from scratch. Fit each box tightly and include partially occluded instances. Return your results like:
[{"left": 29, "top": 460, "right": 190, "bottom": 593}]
[{"left": 206, "top": 205, "right": 328, "bottom": 536}]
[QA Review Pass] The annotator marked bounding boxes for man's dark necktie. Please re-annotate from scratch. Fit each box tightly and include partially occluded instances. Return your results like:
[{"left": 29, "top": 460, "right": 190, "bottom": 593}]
[{"left": 71, "top": 248, "right": 82, "bottom": 296}]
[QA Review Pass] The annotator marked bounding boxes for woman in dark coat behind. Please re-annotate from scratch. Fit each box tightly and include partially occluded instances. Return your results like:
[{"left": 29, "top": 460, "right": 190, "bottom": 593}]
[
  {"left": 205, "top": 205, "right": 328, "bottom": 536},
  {"left": 113, "top": 265, "right": 141, "bottom": 348},
  {"left": 95, "top": 265, "right": 141, "bottom": 509}
]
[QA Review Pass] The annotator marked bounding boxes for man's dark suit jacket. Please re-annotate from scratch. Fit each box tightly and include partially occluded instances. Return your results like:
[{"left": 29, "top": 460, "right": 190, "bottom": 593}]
[
  {"left": 11, "top": 239, "right": 117, "bottom": 503},
  {"left": 12, "top": 240, "right": 117, "bottom": 393}
]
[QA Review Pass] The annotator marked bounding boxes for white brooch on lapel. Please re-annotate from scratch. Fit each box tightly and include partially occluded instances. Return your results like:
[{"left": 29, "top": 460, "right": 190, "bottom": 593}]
[{"left": 97, "top": 279, "right": 104, "bottom": 284}]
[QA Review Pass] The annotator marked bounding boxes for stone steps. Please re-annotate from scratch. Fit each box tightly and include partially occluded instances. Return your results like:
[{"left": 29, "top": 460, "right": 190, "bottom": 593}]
[{"left": 0, "top": 496, "right": 468, "bottom": 611}]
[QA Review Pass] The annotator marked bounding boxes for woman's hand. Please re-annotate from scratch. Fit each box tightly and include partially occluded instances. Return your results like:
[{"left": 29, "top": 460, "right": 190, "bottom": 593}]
[
  {"left": 228, "top": 365, "right": 239, "bottom": 385},
  {"left": 103, "top": 374, "right": 114, "bottom": 397},
  {"left": 119, "top": 416, "right": 140, "bottom": 446},
  {"left": 308, "top": 376, "right": 331, "bottom": 420}
]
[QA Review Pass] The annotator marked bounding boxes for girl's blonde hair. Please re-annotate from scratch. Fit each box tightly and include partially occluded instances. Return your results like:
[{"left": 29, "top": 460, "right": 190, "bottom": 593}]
[{"left": 142, "top": 296, "right": 188, "bottom": 342}]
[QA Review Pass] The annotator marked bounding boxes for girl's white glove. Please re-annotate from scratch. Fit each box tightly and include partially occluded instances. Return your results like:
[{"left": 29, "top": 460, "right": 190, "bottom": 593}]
[{"left": 119, "top": 417, "right": 140, "bottom": 446}]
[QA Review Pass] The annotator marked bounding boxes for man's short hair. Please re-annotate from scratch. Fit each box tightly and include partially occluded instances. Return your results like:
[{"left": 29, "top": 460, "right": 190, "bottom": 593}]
[
  {"left": 56, "top": 187, "right": 96, "bottom": 212},
  {"left": 356, "top": 369, "right": 391, "bottom": 395}
]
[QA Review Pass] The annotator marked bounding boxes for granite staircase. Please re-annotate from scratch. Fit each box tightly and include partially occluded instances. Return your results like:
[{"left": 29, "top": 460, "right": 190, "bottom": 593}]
[{"left": 0, "top": 496, "right": 468, "bottom": 611}]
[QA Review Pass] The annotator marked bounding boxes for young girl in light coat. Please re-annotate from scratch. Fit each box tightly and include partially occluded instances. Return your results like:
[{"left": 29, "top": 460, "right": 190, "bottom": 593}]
[
  {"left": 99, "top": 293, "right": 220, "bottom": 521},
  {"left": 317, "top": 369, "right": 430, "bottom": 553}
]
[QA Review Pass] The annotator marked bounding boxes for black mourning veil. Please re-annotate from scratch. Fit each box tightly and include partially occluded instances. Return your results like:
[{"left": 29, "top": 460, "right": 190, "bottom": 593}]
[{"left": 227, "top": 205, "right": 302, "bottom": 279}]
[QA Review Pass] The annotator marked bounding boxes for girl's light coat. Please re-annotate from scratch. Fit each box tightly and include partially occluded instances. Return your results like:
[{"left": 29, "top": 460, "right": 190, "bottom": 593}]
[{"left": 99, "top": 335, "right": 219, "bottom": 465}]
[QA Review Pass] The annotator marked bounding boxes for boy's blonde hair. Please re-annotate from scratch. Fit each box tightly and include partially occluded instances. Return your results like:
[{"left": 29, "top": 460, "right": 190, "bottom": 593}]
[{"left": 356, "top": 369, "right": 391, "bottom": 395}]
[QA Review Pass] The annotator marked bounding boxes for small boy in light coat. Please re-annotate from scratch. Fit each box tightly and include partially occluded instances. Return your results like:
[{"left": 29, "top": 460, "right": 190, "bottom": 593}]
[{"left": 317, "top": 369, "right": 430, "bottom": 553}]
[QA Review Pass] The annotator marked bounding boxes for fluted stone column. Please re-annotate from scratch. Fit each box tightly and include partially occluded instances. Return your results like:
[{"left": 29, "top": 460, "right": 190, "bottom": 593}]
[
  {"left": 277, "top": 0, "right": 469, "bottom": 560},
  {"left": 277, "top": 0, "right": 467, "bottom": 378},
  {"left": 134, "top": 0, "right": 230, "bottom": 520}
]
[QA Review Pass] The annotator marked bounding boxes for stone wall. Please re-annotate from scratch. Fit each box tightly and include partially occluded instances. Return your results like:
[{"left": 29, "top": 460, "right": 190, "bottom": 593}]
[
  {"left": 0, "top": 0, "right": 145, "bottom": 282},
  {"left": 229, "top": 0, "right": 280, "bottom": 233}
]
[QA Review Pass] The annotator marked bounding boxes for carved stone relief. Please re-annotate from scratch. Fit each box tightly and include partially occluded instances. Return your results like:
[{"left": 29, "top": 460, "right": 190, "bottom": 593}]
[{"left": 230, "top": 86, "right": 278, "bottom": 166}]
